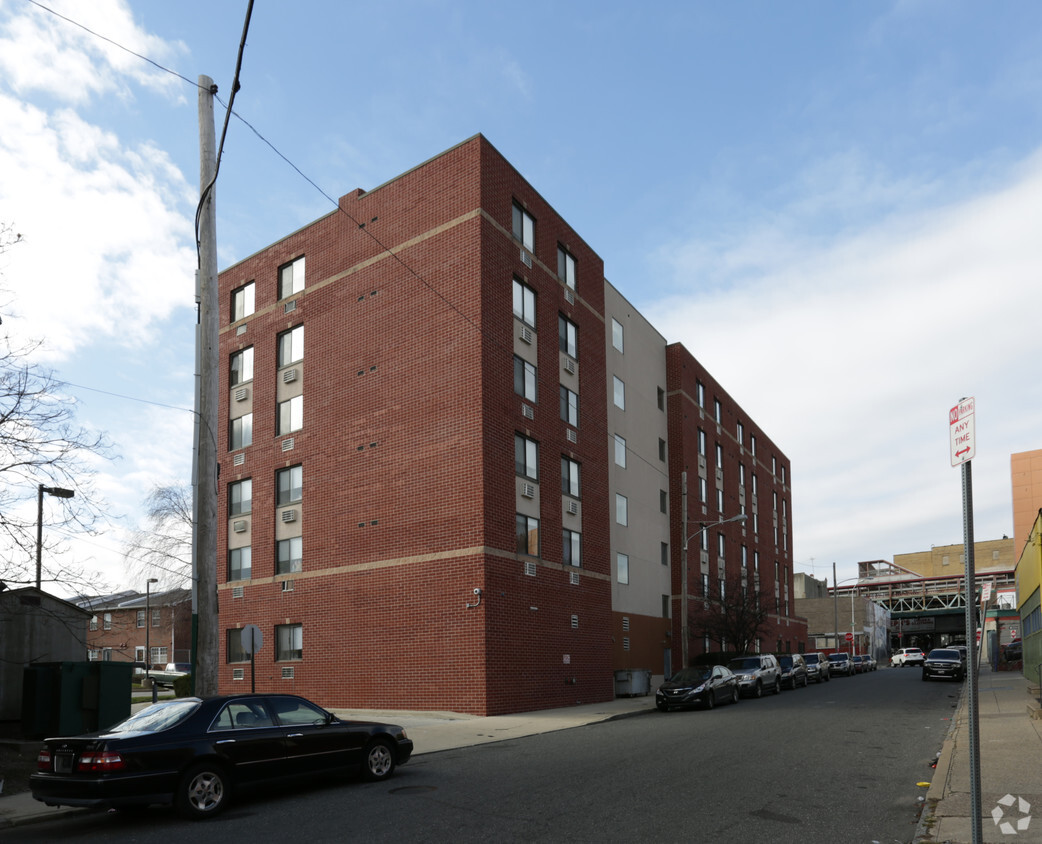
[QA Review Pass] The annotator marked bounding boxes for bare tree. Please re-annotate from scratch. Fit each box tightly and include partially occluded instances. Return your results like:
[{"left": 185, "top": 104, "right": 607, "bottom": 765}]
[
  {"left": 688, "top": 572, "right": 780, "bottom": 656},
  {"left": 122, "top": 482, "right": 193, "bottom": 589},
  {"left": 0, "top": 224, "right": 113, "bottom": 593}
]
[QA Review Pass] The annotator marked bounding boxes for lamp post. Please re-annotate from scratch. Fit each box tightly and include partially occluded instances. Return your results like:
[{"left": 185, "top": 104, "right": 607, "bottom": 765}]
[
  {"left": 679, "top": 472, "right": 747, "bottom": 669},
  {"left": 145, "top": 577, "right": 159, "bottom": 696},
  {"left": 36, "top": 484, "right": 75, "bottom": 589},
  {"left": 832, "top": 571, "right": 862, "bottom": 655}
]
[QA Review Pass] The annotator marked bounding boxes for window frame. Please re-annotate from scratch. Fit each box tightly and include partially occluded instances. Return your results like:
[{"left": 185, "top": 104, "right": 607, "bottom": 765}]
[
  {"left": 277, "top": 394, "right": 303, "bottom": 436},
  {"left": 513, "top": 355, "right": 537, "bottom": 402},
  {"left": 229, "top": 479, "right": 252, "bottom": 516},
  {"left": 512, "top": 202, "right": 535, "bottom": 251},
  {"left": 231, "top": 281, "right": 255, "bottom": 323},
  {"left": 611, "top": 318, "right": 624, "bottom": 352},
  {"left": 614, "top": 434, "right": 627, "bottom": 467},
  {"left": 558, "top": 314, "right": 578, "bottom": 359},
  {"left": 515, "top": 434, "right": 539, "bottom": 481},
  {"left": 561, "top": 457, "right": 581, "bottom": 498},
  {"left": 616, "top": 493, "right": 628, "bottom": 526},
  {"left": 559, "top": 385, "right": 579, "bottom": 427},
  {"left": 277, "top": 325, "right": 304, "bottom": 368},
  {"left": 276, "top": 465, "right": 303, "bottom": 506},
  {"left": 613, "top": 376, "right": 625, "bottom": 410},
  {"left": 617, "top": 552, "right": 629, "bottom": 584},
  {"left": 228, "top": 546, "right": 252, "bottom": 581},
  {"left": 515, "top": 514, "right": 540, "bottom": 557},
  {"left": 512, "top": 278, "right": 537, "bottom": 328},
  {"left": 276, "top": 623, "right": 303, "bottom": 661},
  {"left": 277, "top": 536, "right": 303, "bottom": 575},
  {"left": 278, "top": 255, "right": 305, "bottom": 300},
  {"left": 557, "top": 245, "right": 576, "bottom": 289},
  {"left": 230, "top": 413, "right": 253, "bottom": 450},
  {"left": 227, "top": 629, "right": 249, "bottom": 663},
  {"left": 562, "top": 529, "right": 581, "bottom": 568},
  {"left": 230, "top": 347, "right": 254, "bottom": 386}
]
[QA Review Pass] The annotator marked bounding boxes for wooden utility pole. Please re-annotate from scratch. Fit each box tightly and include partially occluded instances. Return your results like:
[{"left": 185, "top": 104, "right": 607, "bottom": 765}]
[{"left": 192, "top": 75, "right": 219, "bottom": 697}]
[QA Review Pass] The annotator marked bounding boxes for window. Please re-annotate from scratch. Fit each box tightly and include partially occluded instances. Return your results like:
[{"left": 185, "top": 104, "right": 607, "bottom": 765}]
[
  {"left": 277, "top": 395, "right": 303, "bottom": 435},
  {"left": 513, "top": 278, "right": 536, "bottom": 327},
  {"left": 278, "top": 325, "right": 304, "bottom": 367},
  {"left": 516, "top": 514, "right": 540, "bottom": 556},
  {"left": 276, "top": 623, "right": 303, "bottom": 661},
  {"left": 613, "top": 376, "right": 625, "bottom": 409},
  {"left": 563, "top": 529, "right": 581, "bottom": 567},
  {"left": 558, "top": 246, "right": 576, "bottom": 289},
  {"left": 277, "top": 537, "right": 303, "bottom": 574},
  {"left": 614, "top": 434, "right": 627, "bottom": 467},
  {"left": 611, "top": 318, "right": 624, "bottom": 352},
  {"left": 739, "top": 463, "right": 746, "bottom": 487},
  {"left": 716, "top": 488, "right": 724, "bottom": 512},
  {"left": 660, "top": 490, "right": 668, "bottom": 514},
  {"left": 617, "top": 552, "right": 629, "bottom": 584},
  {"left": 659, "top": 438, "right": 666, "bottom": 462},
  {"left": 616, "top": 493, "right": 628, "bottom": 526},
  {"left": 699, "top": 476, "right": 708, "bottom": 503},
  {"left": 558, "top": 315, "right": 578, "bottom": 359},
  {"left": 718, "top": 533, "right": 726, "bottom": 558},
  {"left": 752, "top": 474, "right": 758, "bottom": 495},
  {"left": 514, "top": 356, "right": 537, "bottom": 402},
  {"left": 512, "top": 202, "right": 535, "bottom": 250},
  {"left": 702, "top": 574, "right": 710, "bottom": 597},
  {"left": 152, "top": 608, "right": 160, "bottom": 627},
  {"left": 230, "top": 414, "right": 253, "bottom": 450},
  {"left": 715, "top": 443, "right": 723, "bottom": 467},
  {"left": 230, "top": 347, "right": 254, "bottom": 386},
  {"left": 751, "top": 434, "right": 757, "bottom": 456},
  {"left": 136, "top": 610, "right": 145, "bottom": 628},
  {"left": 714, "top": 399, "right": 722, "bottom": 423},
  {"left": 754, "top": 551, "right": 760, "bottom": 571},
  {"left": 661, "top": 542, "right": 669, "bottom": 566},
  {"left": 698, "top": 429, "right": 706, "bottom": 456},
  {"left": 228, "top": 547, "right": 251, "bottom": 581},
  {"left": 515, "top": 434, "right": 539, "bottom": 480},
  {"left": 278, "top": 255, "right": 305, "bottom": 299},
  {"left": 737, "top": 421, "right": 744, "bottom": 445},
  {"left": 741, "top": 545, "right": 748, "bottom": 569},
  {"left": 89, "top": 615, "right": 98, "bottom": 631},
  {"left": 781, "top": 465, "right": 787, "bottom": 484},
  {"left": 559, "top": 386, "right": 579, "bottom": 427},
  {"left": 227, "top": 629, "right": 249, "bottom": 663},
  {"left": 102, "top": 612, "right": 112, "bottom": 630},
  {"left": 657, "top": 387, "right": 665, "bottom": 411},
  {"left": 229, "top": 479, "right": 252, "bottom": 516},
  {"left": 696, "top": 381, "right": 705, "bottom": 408},
  {"left": 231, "top": 282, "right": 255, "bottom": 322},
  {"left": 662, "top": 595, "right": 670, "bottom": 618},
  {"left": 561, "top": 457, "right": 581, "bottom": 498},
  {"left": 276, "top": 465, "right": 303, "bottom": 505}
]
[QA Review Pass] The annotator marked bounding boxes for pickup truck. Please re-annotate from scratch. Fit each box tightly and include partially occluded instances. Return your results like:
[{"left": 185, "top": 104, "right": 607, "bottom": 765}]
[{"left": 146, "top": 662, "right": 192, "bottom": 688}]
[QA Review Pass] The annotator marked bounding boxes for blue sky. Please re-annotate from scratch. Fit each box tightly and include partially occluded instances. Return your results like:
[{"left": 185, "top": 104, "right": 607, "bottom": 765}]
[{"left": 1, "top": 0, "right": 1040, "bottom": 592}]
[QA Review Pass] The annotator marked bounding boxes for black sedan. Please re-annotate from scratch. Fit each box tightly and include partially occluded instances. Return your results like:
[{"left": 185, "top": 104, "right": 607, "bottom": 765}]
[
  {"left": 656, "top": 665, "right": 739, "bottom": 711},
  {"left": 30, "top": 693, "right": 413, "bottom": 819},
  {"left": 922, "top": 648, "right": 965, "bottom": 682}
]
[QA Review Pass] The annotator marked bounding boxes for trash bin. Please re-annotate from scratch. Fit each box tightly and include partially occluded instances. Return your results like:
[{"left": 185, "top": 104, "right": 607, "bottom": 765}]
[
  {"left": 21, "top": 661, "right": 133, "bottom": 738},
  {"left": 614, "top": 668, "right": 651, "bottom": 697}
]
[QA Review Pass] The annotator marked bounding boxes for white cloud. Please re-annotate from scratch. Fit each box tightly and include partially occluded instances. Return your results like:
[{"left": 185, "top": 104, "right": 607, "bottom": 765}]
[{"left": 647, "top": 152, "right": 1042, "bottom": 579}]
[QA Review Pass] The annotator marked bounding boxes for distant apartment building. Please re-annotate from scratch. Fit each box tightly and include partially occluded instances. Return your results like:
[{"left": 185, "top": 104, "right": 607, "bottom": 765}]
[
  {"left": 77, "top": 589, "right": 192, "bottom": 667},
  {"left": 216, "top": 135, "right": 802, "bottom": 715}
]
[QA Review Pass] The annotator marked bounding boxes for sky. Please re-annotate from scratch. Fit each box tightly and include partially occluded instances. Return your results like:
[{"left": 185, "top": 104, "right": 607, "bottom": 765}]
[{"left": 1, "top": 0, "right": 1040, "bottom": 594}]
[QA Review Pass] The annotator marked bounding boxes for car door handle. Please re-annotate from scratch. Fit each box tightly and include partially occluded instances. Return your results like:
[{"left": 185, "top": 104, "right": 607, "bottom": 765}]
[
  {"left": 287, "top": 733, "right": 303, "bottom": 738},
  {"left": 216, "top": 739, "right": 236, "bottom": 744}
]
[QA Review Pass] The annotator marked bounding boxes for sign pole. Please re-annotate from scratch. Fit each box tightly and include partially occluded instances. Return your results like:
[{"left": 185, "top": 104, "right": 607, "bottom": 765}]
[{"left": 950, "top": 397, "right": 981, "bottom": 844}]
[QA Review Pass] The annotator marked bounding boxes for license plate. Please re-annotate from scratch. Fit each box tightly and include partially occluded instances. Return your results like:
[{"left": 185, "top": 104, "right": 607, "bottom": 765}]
[{"left": 53, "top": 752, "right": 75, "bottom": 774}]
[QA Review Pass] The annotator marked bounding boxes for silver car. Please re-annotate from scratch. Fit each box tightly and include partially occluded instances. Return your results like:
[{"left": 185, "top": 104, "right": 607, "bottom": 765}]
[
  {"left": 803, "top": 652, "right": 831, "bottom": 683},
  {"left": 727, "top": 654, "right": 782, "bottom": 698}
]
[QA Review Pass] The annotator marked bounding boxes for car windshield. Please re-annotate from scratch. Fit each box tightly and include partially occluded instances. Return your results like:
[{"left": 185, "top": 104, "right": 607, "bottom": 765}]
[
  {"left": 778, "top": 657, "right": 793, "bottom": 668},
  {"left": 107, "top": 699, "right": 201, "bottom": 734},
  {"left": 828, "top": 654, "right": 847, "bottom": 662},
  {"left": 928, "top": 649, "right": 959, "bottom": 660},
  {"left": 669, "top": 667, "right": 711, "bottom": 684},
  {"left": 728, "top": 658, "right": 760, "bottom": 671},
  {"left": 804, "top": 655, "right": 819, "bottom": 664}
]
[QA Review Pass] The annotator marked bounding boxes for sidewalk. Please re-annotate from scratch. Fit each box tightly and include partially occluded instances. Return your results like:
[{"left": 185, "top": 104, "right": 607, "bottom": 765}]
[
  {"left": 0, "top": 693, "right": 654, "bottom": 828},
  {"left": 917, "top": 666, "right": 1042, "bottom": 843}
]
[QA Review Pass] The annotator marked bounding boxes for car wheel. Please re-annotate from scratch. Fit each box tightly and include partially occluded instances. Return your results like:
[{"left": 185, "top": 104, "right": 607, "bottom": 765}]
[
  {"left": 753, "top": 681, "right": 763, "bottom": 698},
  {"left": 773, "top": 678, "right": 782, "bottom": 695},
  {"left": 921, "top": 672, "right": 928, "bottom": 681},
  {"left": 705, "top": 691, "right": 715, "bottom": 710},
  {"left": 731, "top": 686, "right": 739, "bottom": 705},
  {"left": 176, "top": 762, "right": 229, "bottom": 819},
  {"left": 362, "top": 738, "right": 396, "bottom": 782}
]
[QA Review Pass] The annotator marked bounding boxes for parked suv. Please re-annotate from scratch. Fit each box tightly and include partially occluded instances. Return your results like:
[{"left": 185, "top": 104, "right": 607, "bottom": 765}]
[
  {"left": 827, "top": 652, "right": 854, "bottom": 676},
  {"left": 727, "top": 654, "right": 782, "bottom": 698},
  {"left": 777, "top": 654, "right": 809, "bottom": 689},
  {"left": 891, "top": 647, "right": 925, "bottom": 667},
  {"left": 803, "top": 652, "right": 830, "bottom": 683}
]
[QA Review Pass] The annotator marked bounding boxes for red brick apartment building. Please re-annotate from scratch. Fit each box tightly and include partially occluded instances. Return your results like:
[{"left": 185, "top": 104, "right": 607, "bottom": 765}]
[
  {"left": 78, "top": 589, "right": 192, "bottom": 667},
  {"left": 217, "top": 134, "right": 802, "bottom": 715}
]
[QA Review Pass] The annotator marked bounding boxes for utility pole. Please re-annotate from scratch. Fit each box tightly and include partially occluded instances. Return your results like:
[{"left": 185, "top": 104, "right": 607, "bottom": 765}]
[
  {"left": 192, "top": 75, "right": 219, "bottom": 697},
  {"left": 680, "top": 471, "right": 688, "bottom": 669}
]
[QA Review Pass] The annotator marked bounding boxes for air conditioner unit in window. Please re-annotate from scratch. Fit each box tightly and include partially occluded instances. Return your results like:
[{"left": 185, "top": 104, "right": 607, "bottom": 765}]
[
  {"left": 281, "top": 666, "right": 294, "bottom": 679},
  {"left": 563, "top": 358, "right": 575, "bottom": 375},
  {"left": 234, "top": 387, "right": 249, "bottom": 402},
  {"left": 232, "top": 668, "right": 245, "bottom": 680},
  {"left": 520, "top": 248, "right": 533, "bottom": 268},
  {"left": 521, "top": 482, "right": 536, "bottom": 499},
  {"left": 519, "top": 326, "right": 533, "bottom": 344},
  {"left": 283, "top": 368, "right": 298, "bottom": 383},
  {"left": 284, "top": 300, "right": 297, "bottom": 314},
  {"left": 232, "top": 520, "right": 248, "bottom": 533},
  {"left": 521, "top": 403, "right": 534, "bottom": 420},
  {"left": 281, "top": 580, "right": 295, "bottom": 592},
  {"left": 232, "top": 586, "right": 244, "bottom": 599},
  {"left": 281, "top": 509, "right": 297, "bottom": 523},
  {"left": 567, "top": 500, "right": 579, "bottom": 515}
]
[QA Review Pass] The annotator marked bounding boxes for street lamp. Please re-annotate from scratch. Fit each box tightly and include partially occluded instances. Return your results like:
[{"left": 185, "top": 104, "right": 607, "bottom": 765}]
[
  {"left": 832, "top": 568, "right": 862, "bottom": 655},
  {"left": 36, "top": 484, "right": 75, "bottom": 590},
  {"left": 145, "top": 578, "right": 159, "bottom": 691},
  {"left": 679, "top": 472, "right": 747, "bottom": 669}
]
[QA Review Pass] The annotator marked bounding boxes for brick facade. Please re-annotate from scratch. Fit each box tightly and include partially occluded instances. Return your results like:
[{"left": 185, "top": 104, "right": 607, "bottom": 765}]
[{"left": 216, "top": 135, "right": 803, "bottom": 714}]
